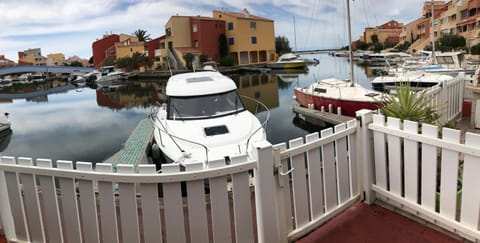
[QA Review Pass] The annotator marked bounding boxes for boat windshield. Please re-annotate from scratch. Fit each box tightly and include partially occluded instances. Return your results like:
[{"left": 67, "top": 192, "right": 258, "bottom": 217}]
[{"left": 167, "top": 90, "right": 246, "bottom": 120}]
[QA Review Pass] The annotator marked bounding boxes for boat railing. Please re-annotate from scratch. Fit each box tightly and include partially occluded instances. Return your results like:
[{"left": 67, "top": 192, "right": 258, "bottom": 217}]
[
  {"left": 240, "top": 95, "right": 271, "bottom": 154},
  {"left": 148, "top": 104, "right": 210, "bottom": 163}
]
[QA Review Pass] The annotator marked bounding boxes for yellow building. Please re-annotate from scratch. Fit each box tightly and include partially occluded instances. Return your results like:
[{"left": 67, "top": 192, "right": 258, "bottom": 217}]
[
  {"left": 213, "top": 8, "right": 276, "bottom": 65},
  {"left": 46, "top": 53, "right": 65, "bottom": 66},
  {"left": 400, "top": 18, "right": 423, "bottom": 44},
  {"left": 115, "top": 35, "right": 145, "bottom": 59},
  {"left": 19, "top": 48, "right": 46, "bottom": 66},
  {"left": 162, "top": 16, "right": 199, "bottom": 69}
]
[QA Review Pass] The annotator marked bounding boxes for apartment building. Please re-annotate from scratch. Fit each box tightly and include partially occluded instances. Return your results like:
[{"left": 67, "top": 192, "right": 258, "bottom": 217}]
[
  {"left": 18, "top": 48, "right": 47, "bottom": 66},
  {"left": 362, "top": 20, "right": 404, "bottom": 45},
  {"left": 403, "top": 0, "right": 480, "bottom": 53},
  {"left": 0, "top": 55, "right": 16, "bottom": 67},
  {"left": 160, "top": 15, "right": 225, "bottom": 69},
  {"left": 213, "top": 8, "right": 276, "bottom": 65},
  {"left": 46, "top": 53, "right": 65, "bottom": 66},
  {"left": 92, "top": 33, "right": 142, "bottom": 69}
]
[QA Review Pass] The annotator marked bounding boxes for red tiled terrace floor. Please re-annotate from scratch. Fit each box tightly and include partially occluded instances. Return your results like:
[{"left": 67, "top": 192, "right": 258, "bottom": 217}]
[{"left": 297, "top": 201, "right": 462, "bottom": 243}]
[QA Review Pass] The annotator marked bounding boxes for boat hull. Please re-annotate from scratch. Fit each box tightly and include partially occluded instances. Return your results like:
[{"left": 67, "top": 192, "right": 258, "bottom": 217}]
[{"left": 294, "top": 89, "right": 380, "bottom": 117}]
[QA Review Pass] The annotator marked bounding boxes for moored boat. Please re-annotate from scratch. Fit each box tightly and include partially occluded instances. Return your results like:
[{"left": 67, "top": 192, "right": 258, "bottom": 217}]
[
  {"left": 294, "top": 78, "right": 385, "bottom": 117},
  {"left": 293, "top": 0, "right": 386, "bottom": 117},
  {"left": 267, "top": 53, "right": 306, "bottom": 69},
  {"left": 371, "top": 70, "right": 465, "bottom": 92},
  {"left": 150, "top": 71, "right": 269, "bottom": 167}
]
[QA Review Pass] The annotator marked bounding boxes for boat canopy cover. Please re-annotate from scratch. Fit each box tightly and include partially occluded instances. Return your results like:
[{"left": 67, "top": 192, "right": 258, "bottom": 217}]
[{"left": 166, "top": 71, "right": 237, "bottom": 97}]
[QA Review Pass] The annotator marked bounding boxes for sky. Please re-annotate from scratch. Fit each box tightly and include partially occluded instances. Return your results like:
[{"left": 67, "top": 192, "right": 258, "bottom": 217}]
[{"left": 0, "top": 0, "right": 427, "bottom": 62}]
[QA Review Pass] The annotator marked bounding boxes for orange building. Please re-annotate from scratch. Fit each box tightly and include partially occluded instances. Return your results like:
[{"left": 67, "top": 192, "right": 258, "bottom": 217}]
[{"left": 213, "top": 8, "right": 276, "bottom": 65}]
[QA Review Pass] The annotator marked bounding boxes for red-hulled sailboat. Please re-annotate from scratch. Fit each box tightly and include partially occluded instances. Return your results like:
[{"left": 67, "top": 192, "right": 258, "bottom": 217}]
[
  {"left": 293, "top": 78, "right": 384, "bottom": 117},
  {"left": 293, "top": 0, "right": 386, "bottom": 117}
]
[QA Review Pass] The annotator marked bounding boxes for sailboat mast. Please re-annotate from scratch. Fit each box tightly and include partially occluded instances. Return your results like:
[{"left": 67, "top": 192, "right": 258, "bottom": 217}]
[
  {"left": 346, "top": 0, "right": 355, "bottom": 86},
  {"left": 431, "top": 0, "right": 437, "bottom": 64},
  {"left": 294, "top": 16, "right": 297, "bottom": 52}
]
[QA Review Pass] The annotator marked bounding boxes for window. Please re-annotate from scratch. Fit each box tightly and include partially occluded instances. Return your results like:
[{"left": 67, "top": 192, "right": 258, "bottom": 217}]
[
  {"left": 192, "top": 24, "right": 198, "bottom": 32},
  {"left": 228, "top": 22, "right": 233, "bottom": 30},
  {"left": 166, "top": 28, "right": 172, "bottom": 36},
  {"left": 250, "top": 22, "right": 256, "bottom": 29},
  {"left": 251, "top": 36, "right": 257, "bottom": 44},
  {"left": 194, "top": 40, "right": 199, "bottom": 47},
  {"left": 229, "top": 37, "right": 234, "bottom": 45}
]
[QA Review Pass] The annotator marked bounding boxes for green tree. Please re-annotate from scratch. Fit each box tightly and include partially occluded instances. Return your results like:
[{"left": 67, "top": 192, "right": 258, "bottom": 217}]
[
  {"left": 275, "top": 36, "right": 292, "bottom": 54},
  {"left": 371, "top": 34, "right": 379, "bottom": 44},
  {"left": 218, "top": 34, "right": 228, "bottom": 58},
  {"left": 395, "top": 41, "right": 411, "bottom": 52},
  {"left": 373, "top": 43, "right": 384, "bottom": 53},
  {"left": 356, "top": 41, "right": 369, "bottom": 50},
  {"left": 219, "top": 55, "right": 235, "bottom": 66},
  {"left": 384, "top": 41, "right": 396, "bottom": 49},
  {"left": 88, "top": 56, "right": 93, "bottom": 65},
  {"left": 102, "top": 58, "right": 115, "bottom": 67},
  {"left": 183, "top": 53, "right": 195, "bottom": 70},
  {"left": 436, "top": 34, "right": 466, "bottom": 51},
  {"left": 471, "top": 43, "right": 480, "bottom": 54},
  {"left": 67, "top": 61, "right": 84, "bottom": 67},
  {"left": 133, "top": 29, "right": 151, "bottom": 42},
  {"left": 116, "top": 52, "right": 152, "bottom": 71},
  {"left": 199, "top": 54, "right": 209, "bottom": 65}
]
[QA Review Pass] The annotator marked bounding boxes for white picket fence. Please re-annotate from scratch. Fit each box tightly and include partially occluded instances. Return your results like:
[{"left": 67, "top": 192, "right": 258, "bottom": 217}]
[
  {"left": 273, "top": 119, "right": 359, "bottom": 241},
  {"left": 368, "top": 113, "right": 480, "bottom": 241},
  {"left": 1, "top": 109, "right": 480, "bottom": 242},
  {"left": 423, "top": 76, "right": 465, "bottom": 125}
]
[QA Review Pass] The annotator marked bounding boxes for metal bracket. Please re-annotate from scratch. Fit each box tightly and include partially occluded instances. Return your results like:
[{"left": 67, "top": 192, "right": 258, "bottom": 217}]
[{"left": 276, "top": 164, "right": 294, "bottom": 188}]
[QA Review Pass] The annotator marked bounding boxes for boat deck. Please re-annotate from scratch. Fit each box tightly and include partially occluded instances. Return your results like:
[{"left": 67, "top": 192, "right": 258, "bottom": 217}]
[
  {"left": 292, "top": 104, "right": 354, "bottom": 126},
  {"left": 112, "top": 118, "right": 154, "bottom": 171}
]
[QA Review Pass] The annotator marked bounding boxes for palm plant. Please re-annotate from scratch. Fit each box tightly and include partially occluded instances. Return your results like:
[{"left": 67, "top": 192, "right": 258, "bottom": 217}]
[
  {"left": 133, "top": 29, "right": 151, "bottom": 42},
  {"left": 377, "top": 83, "right": 440, "bottom": 125}
]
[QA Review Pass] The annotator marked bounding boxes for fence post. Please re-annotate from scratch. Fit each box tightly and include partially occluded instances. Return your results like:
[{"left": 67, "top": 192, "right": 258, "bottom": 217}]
[
  {"left": 355, "top": 109, "right": 376, "bottom": 204},
  {"left": 252, "top": 140, "right": 283, "bottom": 243},
  {"left": 0, "top": 161, "right": 14, "bottom": 240}
]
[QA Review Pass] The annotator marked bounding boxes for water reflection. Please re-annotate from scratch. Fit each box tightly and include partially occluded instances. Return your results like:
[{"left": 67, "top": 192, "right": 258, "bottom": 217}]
[{"left": 96, "top": 81, "right": 167, "bottom": 110}]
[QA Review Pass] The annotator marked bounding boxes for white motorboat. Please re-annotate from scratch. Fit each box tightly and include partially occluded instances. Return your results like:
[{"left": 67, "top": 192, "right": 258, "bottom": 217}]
[
  {"left": 267, "top": 53, "right": 306, "bottom": 69},
  {"left": 151, "top": 71, "right": 269, "bottom": 167},
  {"left": 96, "top": 66, "right": 127, "bottom": 83},
  {"left": 388, "top": 51, "right": 476, "bottom": 77},
  {"left": 371, "top": 70, "right": 465, "bottom": 92}
]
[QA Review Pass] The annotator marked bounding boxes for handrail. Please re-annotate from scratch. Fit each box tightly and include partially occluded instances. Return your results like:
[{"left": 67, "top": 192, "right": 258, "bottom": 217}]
[
  {"left": 148, "top": 104, "right": 209, "bottom": 163},
  {"left": 241, "top": 95, "right": 271, "bottom": 154}
]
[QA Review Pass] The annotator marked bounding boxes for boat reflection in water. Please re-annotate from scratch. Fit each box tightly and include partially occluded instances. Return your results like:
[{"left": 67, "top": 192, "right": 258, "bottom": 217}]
[{"left": 0, "top": 128, "right": 12, "bottom": 152}]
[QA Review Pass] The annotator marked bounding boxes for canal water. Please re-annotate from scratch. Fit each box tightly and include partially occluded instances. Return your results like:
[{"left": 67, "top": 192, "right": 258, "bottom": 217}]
[{"left": 0, "top": 53, "right": 374, "bottom": 163}]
